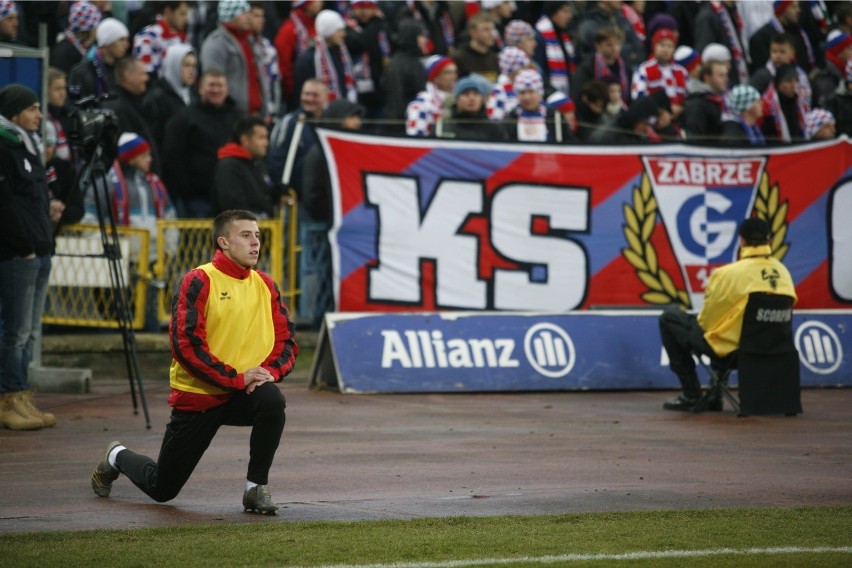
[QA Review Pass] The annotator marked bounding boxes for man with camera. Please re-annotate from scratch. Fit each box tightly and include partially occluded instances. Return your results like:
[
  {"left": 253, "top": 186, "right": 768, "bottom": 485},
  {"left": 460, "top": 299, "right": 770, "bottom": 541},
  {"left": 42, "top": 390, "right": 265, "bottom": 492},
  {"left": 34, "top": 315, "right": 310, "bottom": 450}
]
[{"left": 0, "top": 84, "right": 65, "bottom": 430}]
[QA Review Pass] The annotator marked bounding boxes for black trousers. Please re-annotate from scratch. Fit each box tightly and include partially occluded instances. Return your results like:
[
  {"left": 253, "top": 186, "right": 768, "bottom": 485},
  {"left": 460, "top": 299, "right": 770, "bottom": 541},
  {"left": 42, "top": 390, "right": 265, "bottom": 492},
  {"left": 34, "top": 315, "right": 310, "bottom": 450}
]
[
  {"left": 658, "top": 305, "right": 720, "bottom": 399},
  {"left": 115, "top": 382, "right": 286, "bottom": 503}
]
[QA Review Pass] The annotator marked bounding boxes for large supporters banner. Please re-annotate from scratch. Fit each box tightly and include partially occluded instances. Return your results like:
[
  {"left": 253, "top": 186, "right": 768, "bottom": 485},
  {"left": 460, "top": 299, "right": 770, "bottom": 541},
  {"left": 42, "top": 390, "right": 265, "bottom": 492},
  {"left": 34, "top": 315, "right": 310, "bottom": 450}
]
[{"left": 317, "top": 132, "right": 852, "bottom": 313}]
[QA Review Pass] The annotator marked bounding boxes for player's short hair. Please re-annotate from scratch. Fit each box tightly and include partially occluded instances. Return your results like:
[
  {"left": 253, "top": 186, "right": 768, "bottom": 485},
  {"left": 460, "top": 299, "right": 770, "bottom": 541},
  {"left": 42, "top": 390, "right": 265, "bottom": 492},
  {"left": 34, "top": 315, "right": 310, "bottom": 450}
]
[{"left": 213, "top": 210, "right": 259, "bottom": 251}]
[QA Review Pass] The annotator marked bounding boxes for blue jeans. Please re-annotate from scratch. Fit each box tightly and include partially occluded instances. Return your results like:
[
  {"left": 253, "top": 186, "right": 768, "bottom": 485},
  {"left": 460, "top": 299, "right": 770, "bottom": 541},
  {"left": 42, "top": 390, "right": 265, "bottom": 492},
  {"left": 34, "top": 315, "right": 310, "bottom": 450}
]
[{"left": 0, "top": 255, "right": 52, "bottom": 393}]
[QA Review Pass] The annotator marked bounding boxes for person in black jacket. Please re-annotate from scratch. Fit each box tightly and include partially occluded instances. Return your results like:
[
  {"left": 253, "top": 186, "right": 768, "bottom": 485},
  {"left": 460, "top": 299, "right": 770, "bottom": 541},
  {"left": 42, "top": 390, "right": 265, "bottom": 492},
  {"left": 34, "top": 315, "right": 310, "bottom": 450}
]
[
  {"left": 439, "top": 74, "right": 506, "bottom": 142},
  {"left": 719, "top": 84, "right": 766, "bottom": 146},
  {"left": 680, "top": 60, "right": 728, "bottom": 143},
  {"left": 142, "top": 44, "right": 198, "bottom": 149},
  {"left": 213, "top": 116, "right": 274, "bottom": 218},
  {"left": 103, "top": 56, "right": 162, "bottom": 174},
  {"left": 345, "top": 0, "right": 392, "bottom": 123},
  {"left": 382, "top": 19, "right": 427, "bottom": 132},
  {"left": 162, "top": 69, "right": 243, "bottom": 218},
  {"left": 49, "top": 1, "right": 101, "bottom": 74},
  {"left": 67, "top": 17, "right": 130, "bottom": 101},
  {"left": 0, "top": 84, "right": 63, "bottom": 431}
]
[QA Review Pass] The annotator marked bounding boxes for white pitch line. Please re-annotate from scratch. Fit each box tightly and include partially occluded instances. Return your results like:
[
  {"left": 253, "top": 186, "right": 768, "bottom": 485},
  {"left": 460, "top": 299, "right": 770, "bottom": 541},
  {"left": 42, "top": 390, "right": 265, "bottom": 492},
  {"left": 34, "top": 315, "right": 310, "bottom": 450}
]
[{"left": 308, "top": 546, "right": 852, "bottom": 568}]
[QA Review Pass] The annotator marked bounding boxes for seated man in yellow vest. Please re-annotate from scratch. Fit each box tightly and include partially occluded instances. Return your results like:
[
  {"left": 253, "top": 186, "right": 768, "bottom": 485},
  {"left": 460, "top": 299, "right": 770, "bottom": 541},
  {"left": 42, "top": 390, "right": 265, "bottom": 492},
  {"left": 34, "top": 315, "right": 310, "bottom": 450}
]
[{"left": 659, "top": 217, "right": 797, "bottom": 411}]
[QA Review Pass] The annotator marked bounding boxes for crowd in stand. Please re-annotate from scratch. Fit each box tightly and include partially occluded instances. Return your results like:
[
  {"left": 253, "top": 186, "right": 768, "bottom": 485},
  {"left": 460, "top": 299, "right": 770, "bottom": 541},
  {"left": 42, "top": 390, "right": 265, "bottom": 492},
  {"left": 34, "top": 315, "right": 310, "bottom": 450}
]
[{"left": 2, "top": 0, "right": 852, "bottom": 227}]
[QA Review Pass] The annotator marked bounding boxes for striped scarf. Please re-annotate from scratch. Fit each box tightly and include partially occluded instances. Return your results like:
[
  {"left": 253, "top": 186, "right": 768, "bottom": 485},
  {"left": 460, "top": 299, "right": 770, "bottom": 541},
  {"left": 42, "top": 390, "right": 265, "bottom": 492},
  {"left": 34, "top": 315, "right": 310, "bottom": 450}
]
[
  {"left": 291, "top": 9, "right": 313, "bottom": 57},
  {"left": 594, "top": 52, "right": 630, "bottom": 105},
  {"left": 765, "top": 61, "right": 811, "bottom": 108},
  {"left": 762, "top": 83, "right": 806, "bottom": 142},
  {"left": 535, "top": 15, "right": 575, "bottom": 94},
  {"left": 65, "top": 29, "right": 88, "bottom": 56},
  {"left": 711, "top": 1, "right": 749, "bottom": 84},
  {"left": 314, "top": 37, "right": 357, "bottom": 103}
]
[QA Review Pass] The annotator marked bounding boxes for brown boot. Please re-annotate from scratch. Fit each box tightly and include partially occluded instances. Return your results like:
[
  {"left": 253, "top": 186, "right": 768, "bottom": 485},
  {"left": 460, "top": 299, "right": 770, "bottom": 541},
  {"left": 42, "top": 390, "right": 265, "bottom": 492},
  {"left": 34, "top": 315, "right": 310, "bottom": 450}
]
[
  {"left": 0, "top": 392, "right": 44, "bottom": 431},
  {"left": 19, "top": 390, "right": 57, "bottom": 428}
]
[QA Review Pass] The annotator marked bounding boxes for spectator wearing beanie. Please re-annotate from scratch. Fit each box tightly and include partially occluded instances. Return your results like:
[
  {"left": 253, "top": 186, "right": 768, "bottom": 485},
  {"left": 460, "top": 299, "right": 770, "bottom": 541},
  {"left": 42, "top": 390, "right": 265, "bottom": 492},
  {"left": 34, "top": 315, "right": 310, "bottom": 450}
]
[
  {"left": 504, "top": 68, "right": 557, "bottom": 142},
  {"left": 720, "top": 84, "right": 765, "bottom": 146},
  {"left": 487, "top": 45, "right": 531, "bottom": 120},
  {"left": 405, "top": 55, "right": 457, "bottom": 137},
  {"left": 133, "top": 0, "right": 190, "bottom": 79},
  {"left": 0, "top": 0, "right": 19, "bottom": 43},
  {"left": 631, "top": 27, "right": 688, "bottom": 119},
  {"left": 200, "top": 0, "right": 266, "bottom": 117},
  {"left": 823, "top": 59, "right": 852, "bottom": 137},
  {"left": 504, "top": 19, "right": 537, "bottom": 59},
  {"left": 294, "top": 9, "right": 358, "bottom": 104},
  {"left": 803, "top": 108, "right": 836, "bottom": 140},
  {"left": 693, "top": 1, "right": 749, "bottom": 87},
  {"left": 546, "top": 91, "right": 578, "bottom": 142},
  {"left": 675, "top": 45, "right": 701, "bottom": 88},
  {"left": 68, "top": 17, "right": 130, "bottom": 100},
  {"left": 439, "top": 74, "right": 505, "bottom": 142},
  {"left": 50, "top": 1, "right": 102, "bottom": 74},
  {"left": 0, "top": 84, "right": 62, "bottom": 431},
  {"left": 106, "top": 133, "right": 176, "bottom": 262}
]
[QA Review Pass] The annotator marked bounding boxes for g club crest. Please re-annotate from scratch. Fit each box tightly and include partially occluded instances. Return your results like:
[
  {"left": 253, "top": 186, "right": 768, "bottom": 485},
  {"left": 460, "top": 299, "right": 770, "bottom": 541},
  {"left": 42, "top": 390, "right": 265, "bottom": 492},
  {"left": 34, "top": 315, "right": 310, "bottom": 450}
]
[{"left": 623, "top": 157, "right": 791, "bottom": 309}]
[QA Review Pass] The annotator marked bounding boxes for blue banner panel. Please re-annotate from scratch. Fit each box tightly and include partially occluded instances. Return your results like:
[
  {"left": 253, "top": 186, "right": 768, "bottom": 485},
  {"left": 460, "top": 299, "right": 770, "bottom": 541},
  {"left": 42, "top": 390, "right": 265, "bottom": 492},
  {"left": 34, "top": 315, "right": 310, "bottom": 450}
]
[{"left": 316, "top": 311, "right": 852, "bottom": 393}]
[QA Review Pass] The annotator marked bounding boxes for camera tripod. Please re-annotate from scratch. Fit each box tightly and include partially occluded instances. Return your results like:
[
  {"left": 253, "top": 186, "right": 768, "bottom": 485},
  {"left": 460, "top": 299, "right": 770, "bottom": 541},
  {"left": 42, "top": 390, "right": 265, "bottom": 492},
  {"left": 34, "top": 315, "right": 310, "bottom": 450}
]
[{"left": 77, "top": 143, "right": 151, "bottom": 429}]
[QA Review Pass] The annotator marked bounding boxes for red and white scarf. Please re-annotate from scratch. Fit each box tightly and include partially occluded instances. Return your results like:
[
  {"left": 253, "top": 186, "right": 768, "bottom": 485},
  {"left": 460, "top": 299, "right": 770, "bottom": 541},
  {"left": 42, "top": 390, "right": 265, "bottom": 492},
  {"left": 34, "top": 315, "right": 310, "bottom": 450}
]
[
  {"left": 535, "top": 15, "right": 576, "bottom": 94},
  {"left": 315, "top": 37, "right": 358, "bottom": 103},
  {"left": 291, "top": 8, "right": 314, "bottom": 57},
  {"left": 711, "top": 1, "right": 750, "bottom": 84},
  {"left": 765, "top": 61, "right": 812, "bottom": 108},
  {"left": 594, "top": 52, "right": 630, "bottom": 105},
  {"left": 762, "top": 83, "right": 807, "bottom": 142}
]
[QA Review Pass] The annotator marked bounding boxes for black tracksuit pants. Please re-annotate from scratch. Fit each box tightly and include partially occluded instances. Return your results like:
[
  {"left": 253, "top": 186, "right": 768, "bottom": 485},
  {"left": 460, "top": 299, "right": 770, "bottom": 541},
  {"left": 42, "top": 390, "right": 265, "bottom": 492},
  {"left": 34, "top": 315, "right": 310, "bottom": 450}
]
[
  {"left": 659, "top": 304, "right": 721, "bottom": 399},
  {"left": 115, "top": 382, "right": 286, "bottom": 503}
]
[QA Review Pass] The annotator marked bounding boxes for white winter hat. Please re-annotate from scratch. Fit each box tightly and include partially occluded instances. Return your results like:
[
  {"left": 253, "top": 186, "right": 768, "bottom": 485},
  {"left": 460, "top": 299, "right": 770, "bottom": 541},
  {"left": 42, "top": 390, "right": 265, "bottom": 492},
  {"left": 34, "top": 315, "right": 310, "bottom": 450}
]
[
  {"left": 701, "top": 42, "right": 731, "bottom": 63},
  {"left": 315, "top": 9, "right": 345, "bottom": 39},
  {"left": 96, "top": 17, "right": 128, "bottom": 47}
]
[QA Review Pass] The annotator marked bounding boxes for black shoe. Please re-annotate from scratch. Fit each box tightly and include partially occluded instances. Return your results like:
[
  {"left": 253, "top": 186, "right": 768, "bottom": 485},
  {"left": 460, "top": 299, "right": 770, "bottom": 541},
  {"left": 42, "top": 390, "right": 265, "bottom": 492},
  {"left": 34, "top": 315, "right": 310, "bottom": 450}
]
[
  {"left": 663, "top": 395, "right": 698, "bottom": 411},
  {"left": 706, "top": 398, "right": 723, "bottom": 411}
]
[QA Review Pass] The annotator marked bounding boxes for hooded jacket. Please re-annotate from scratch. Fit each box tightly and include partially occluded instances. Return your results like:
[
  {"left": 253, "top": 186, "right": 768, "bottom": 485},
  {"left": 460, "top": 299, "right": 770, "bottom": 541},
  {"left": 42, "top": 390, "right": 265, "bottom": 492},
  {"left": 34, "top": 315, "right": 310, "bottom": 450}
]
[{"left": 212, "top": 142, "right": 274, "bottom": 218}]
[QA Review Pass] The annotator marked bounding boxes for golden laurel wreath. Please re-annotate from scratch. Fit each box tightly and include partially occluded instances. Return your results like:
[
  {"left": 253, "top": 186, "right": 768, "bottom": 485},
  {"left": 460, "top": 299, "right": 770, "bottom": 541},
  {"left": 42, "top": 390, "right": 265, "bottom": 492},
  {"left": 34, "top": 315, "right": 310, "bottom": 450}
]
[{"left": 621, "top": 171, "right": 790, "bottom": 309}]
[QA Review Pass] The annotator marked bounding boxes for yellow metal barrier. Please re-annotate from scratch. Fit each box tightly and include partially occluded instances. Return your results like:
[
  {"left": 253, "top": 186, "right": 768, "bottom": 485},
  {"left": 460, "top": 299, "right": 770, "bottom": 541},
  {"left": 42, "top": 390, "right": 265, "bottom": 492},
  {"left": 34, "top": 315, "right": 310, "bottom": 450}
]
[
  {"left": 154, "top": 217, "right": 290, "bottom": 325},
  {"left": 45, "top": 224, "right": 151, "bottom": 329},
  {"left": 43, "top": 206, "right": 300, "bottom": 329},
  {"left": 283, "top": 189, "right": 301, "bottom": 313}
]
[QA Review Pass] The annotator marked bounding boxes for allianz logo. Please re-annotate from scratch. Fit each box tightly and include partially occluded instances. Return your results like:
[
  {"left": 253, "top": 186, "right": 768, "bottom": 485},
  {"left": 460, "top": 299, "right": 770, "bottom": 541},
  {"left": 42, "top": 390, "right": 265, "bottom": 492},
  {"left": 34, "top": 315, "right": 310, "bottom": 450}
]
[
  {"left": 795, "top": 321, "right": 842, "bottom": 375},
  {"left": 380, "top": 323, "right": 576, "bottom": 378}
]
